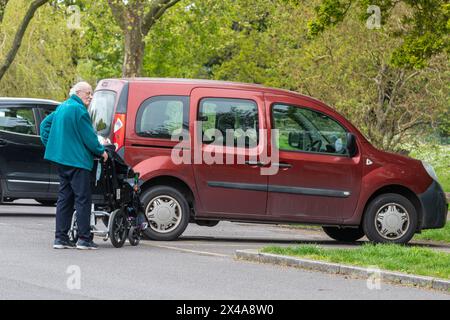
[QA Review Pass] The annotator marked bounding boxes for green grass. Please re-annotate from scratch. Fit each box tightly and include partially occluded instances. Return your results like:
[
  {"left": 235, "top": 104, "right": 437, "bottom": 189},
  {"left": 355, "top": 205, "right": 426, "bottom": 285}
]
[
  {"left": 436, "top": 166, "right": 450, "bottom": 193},
  {"left": 262, "top": 243, "right": 450, "bottom": 279},
  {"left": 414, "top": 222, "right": 450, "bottom": 243}
]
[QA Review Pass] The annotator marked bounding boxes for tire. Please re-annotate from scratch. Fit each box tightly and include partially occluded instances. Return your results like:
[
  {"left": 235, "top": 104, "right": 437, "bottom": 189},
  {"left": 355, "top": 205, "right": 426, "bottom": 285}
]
[
  {"left": 110, "top": 209, "right": 128, "bottom": 248},
  {"left": 322, "top": 226, "right": 365, "bottom": 242},
  {"left": 141, "top": 185, "right": 190, "bottom": 241},
  {"left": 128, "top": 226, "right": 140, "bottom": 246},
  {"left": 362, "top": 193, "right": 417, "bottom": 244},
  {"left": 35, "top": 199, "right": 57, "bottom": 206}
]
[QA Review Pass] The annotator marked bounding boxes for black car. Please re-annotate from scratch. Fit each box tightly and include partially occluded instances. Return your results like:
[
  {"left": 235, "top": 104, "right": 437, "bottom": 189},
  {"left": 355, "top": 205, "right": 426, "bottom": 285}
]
[{"left": 0, "top": 97, "right": 60, "bottom": 205}]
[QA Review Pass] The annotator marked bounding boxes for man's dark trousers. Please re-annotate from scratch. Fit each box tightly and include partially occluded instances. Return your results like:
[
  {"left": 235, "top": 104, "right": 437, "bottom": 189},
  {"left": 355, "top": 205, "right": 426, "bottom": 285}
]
[{"left": 55, "top": 164, "right": 92, "bottom": 242}]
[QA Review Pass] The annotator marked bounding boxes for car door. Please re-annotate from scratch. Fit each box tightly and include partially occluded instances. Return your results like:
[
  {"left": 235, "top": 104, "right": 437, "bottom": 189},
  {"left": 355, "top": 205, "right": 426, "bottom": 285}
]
[
  {"left": 265, "top": 94, "right": 363, "bottom": 223},
  {"left": 37, "top": 105, "right": 59, "bottom": 193},
  {"left": 0, "top": 105, "right": 50, "bottom": 194},
  {"left": 191, "top": 88, "right": 268, "bottom": 218}
]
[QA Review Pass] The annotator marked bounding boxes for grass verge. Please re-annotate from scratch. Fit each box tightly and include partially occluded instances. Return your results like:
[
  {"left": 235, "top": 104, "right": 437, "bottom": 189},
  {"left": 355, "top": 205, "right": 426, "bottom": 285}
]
[
  {"left": 262, "top": 243, "right": 450, "bottom": 279},
  {"left": 414, "top": 222, "right": 450, "bottom": 243}
]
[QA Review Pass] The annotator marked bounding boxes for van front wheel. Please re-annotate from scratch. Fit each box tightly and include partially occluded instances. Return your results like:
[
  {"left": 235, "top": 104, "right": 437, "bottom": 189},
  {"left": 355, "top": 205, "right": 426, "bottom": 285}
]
[
  {"left": 363, "top": 193, "right": 417, "bottom": 244},
  {"left": 322, "top": 226, "right": 365, "bottom": 242},
  {"left": 141, "top": 186, "right": 190, "bottom": 241}
]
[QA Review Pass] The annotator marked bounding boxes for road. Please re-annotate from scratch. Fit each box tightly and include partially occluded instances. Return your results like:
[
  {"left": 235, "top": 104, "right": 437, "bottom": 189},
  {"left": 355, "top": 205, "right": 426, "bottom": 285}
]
[{"left": 0, "top": 200, "right": 448, "bottom": 300}]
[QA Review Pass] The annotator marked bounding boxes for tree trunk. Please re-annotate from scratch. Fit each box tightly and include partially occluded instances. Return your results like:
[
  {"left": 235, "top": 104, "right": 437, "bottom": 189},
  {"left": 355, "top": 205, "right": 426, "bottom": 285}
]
[
  {"left": 122, "top": 25, "right": 145, "bottom": 78},
  {"left": 107, "top": 0, "right": 181, "bottom": 78}
]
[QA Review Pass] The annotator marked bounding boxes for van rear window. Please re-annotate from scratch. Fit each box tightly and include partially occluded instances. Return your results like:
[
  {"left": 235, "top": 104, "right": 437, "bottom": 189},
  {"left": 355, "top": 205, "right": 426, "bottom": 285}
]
[{"left": 89, "top": 90, "right": 117, "bottom": 137}]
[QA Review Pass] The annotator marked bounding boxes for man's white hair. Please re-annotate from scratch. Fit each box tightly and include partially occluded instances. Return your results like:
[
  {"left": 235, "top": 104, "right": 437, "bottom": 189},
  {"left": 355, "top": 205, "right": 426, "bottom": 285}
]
[{"left": 69, "top": 81, "right": 92, "bottom": 96}]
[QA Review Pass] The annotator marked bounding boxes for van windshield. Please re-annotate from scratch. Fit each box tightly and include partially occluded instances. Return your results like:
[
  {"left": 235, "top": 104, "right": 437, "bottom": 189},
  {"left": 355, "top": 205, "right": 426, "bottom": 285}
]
[{"left": 89, "top": 90, "right": 117, "bottom": 137}]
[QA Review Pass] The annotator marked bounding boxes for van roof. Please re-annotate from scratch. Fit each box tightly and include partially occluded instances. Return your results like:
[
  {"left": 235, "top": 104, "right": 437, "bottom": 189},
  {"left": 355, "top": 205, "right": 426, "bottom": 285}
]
[{"left": 102, "top": 77, "right": 322, "bottom": 103}]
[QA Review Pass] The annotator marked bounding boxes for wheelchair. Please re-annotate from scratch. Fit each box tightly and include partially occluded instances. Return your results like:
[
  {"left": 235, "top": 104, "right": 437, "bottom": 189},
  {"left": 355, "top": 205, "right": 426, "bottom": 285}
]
[{"left": 68, "top": 145, "right": 148, "bottom": 248}]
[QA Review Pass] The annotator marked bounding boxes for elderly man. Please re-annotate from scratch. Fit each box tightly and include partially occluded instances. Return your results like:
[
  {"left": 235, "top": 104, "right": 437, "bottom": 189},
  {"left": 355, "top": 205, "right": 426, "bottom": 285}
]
[{"left": 41, "top": 82, "right": 108, "bottom": 250}]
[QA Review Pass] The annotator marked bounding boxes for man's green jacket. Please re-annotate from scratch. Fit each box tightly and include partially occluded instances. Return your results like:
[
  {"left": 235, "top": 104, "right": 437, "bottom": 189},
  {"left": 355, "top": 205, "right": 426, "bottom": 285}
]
[{"left": 40, "top": 94, "right": 104, "bottom": 171}]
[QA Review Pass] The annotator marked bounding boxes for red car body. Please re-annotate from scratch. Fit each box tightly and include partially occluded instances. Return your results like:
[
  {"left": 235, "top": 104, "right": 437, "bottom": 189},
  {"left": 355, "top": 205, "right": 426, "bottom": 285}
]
[{"left": 91, "top": 78, "right": 447, "bottom": 242}]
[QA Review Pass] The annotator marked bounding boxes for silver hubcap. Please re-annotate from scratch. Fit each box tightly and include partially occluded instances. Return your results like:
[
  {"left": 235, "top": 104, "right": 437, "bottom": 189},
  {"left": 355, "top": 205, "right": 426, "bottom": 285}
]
[
  {"left": 375, "top": 203, "right": 410, "bottom": 240},
  {"left": 145, "top": 195, "right": 182, "bottom": 233}
]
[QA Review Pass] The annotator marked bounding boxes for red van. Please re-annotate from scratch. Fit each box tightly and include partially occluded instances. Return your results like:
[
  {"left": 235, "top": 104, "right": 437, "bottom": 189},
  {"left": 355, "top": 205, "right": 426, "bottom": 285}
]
[{"left": 90, "top": 78, "right": 447, "bottom": 244}]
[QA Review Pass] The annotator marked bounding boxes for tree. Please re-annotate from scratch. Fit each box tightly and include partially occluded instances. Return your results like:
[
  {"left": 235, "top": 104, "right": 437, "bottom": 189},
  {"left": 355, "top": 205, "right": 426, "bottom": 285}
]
[
  {"left": 0, "top": 0, "right": 49, "bottom": 81},
  {"left": 0, "top": 0, "right": 82, "bottom": 99},
  {"left": 74, "top": 0, "right": 124, "bottom": 83},
  {"left": 143, "top": 0, "right": 237, "bottom": 78},
  {"left": 307, "top": 0, "right": 450, "bottom": 69},
  {"left": 0, "top": 0, "right": 10, "bottom": 23},
  {"left": 142, "top": 0, "right": 448, "bottom": 150},
  {"left": 106, "top": 0, "right": 182, "bottom": 77}
]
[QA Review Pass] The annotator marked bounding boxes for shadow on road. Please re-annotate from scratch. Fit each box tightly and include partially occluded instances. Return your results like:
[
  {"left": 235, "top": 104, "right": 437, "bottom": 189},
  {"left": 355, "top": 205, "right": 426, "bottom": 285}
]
[
  {"left": 176, "top": 235, "right": 450, "bottom": 251},
  {"left": 0, "top": 203, "right": 55, "bottom": 207},
  {"left": 0, "top": 213, "right": 54, "bottom": 217}
]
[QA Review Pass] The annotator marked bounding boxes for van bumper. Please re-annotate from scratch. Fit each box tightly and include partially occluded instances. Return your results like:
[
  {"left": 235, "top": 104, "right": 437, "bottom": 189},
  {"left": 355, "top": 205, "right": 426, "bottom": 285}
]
[{"left": 418, "top": 181, "right": 448, "bottom": 229}]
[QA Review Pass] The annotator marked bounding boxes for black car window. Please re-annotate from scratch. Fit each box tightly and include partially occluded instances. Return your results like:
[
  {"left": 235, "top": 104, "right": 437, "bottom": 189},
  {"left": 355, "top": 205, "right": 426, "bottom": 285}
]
[
  {"left": 41, "top": 107, "right": 55, "bottom": 118},
  {"left": 0, "top": 107, "right": 37, "bottom": 135}
]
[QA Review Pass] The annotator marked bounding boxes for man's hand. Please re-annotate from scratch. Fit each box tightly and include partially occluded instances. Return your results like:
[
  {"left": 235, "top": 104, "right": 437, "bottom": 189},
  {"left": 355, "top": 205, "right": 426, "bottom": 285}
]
[{"left": 102, "top": 151, "right": 108, "bottom": 162}]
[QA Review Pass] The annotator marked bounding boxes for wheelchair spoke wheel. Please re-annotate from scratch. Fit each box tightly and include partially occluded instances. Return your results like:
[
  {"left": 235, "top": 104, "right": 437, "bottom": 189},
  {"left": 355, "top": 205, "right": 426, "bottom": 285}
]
[{"left": 110, "top": 209, "right": 128, "bottom": 248}]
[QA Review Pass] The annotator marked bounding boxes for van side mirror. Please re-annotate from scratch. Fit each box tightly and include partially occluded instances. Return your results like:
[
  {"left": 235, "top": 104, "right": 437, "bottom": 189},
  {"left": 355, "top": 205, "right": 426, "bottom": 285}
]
[
  {"left": 346, "top": 133, "right": 357, "bottom": 157},
  {"left": 288, "top": 132, "right": 301, "bottom": 149}
]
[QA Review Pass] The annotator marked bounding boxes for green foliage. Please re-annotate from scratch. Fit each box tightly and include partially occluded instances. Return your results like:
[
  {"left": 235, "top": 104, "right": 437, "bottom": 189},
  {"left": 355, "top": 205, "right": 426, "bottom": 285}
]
[
  {"left": 307, "top": 0, "right": 352, "bottom": 36},
  {"left": 0, "top": 0, "right": 79, "bottom": 100},
  {"left": 408, "top": 143, "right": 450, "bottom": 192},
  {"left": 308, "top": 0, "right": 450, "bottom": 69},
  {"left": 75, "top": 0, "right": 123, "bottom": 83},
  {"left": 143, "top": 0, "right": 237, "bottom": 78},
  {"left": 0, "top": 0, "right": 447, "bottom": 151},
  {"left": 263, "top": 243, "right": 450, "bottom": 279}
]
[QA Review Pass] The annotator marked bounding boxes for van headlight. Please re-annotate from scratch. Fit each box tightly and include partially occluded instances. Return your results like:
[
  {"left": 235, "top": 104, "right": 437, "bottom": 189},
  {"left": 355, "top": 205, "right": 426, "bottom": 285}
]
[{"left": 422, "top": 161, "right": 438, "bottom": 181}]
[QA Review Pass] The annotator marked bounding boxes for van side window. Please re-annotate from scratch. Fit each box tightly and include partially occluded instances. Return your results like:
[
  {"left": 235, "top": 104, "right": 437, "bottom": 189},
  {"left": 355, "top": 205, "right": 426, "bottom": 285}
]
[
  {"left": 199, "top": 98, "right": 259, "bottom": 148},
  {"left": 136, "top": 96, "right": 189, "bottom": 139},
  {"left": 0, "top": 107, "right": 37, "bottom": 135},
  {"left": 272, "top": 104, "right": 348, "bottom": 155}
]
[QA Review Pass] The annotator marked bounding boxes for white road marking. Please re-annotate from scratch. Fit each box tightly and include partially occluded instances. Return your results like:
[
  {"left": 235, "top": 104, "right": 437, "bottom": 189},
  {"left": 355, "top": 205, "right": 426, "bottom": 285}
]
[{"left": 141, "top": 242, "right": 230, "bottom": 258}]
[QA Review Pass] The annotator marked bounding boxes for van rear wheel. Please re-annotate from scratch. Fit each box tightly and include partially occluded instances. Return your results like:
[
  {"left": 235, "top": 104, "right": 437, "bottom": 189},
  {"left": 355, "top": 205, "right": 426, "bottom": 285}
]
[
  {"left": 141, "top": 186, "right": 190, "bottom": 241},
  {"left": 362, "top": 193, "right": 417, "bottom": 244},
  {"left": 322, "top": 226, "right": 365, "bottom": 242}
]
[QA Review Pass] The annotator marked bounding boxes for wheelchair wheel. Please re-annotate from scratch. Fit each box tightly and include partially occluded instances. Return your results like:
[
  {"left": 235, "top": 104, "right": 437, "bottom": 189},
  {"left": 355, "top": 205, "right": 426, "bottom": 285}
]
[
  {"left": 110, "top": 209, "right": 128, "bottom": 248},
  {"left": 128, "top": 226, "right": 140, "bottom": 246}
]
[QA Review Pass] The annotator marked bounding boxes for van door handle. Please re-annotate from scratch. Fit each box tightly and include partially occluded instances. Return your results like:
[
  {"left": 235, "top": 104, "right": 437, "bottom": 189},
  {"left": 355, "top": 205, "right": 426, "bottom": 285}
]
[
  {"left": 0, "top": 139, "right": 7, "bottom": 146},
  {"left": 273, "top": 162, "right": 293, "bottom": 169},
  {"left": 245, "top": 160, "right": 266, "bottom": 167}
]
